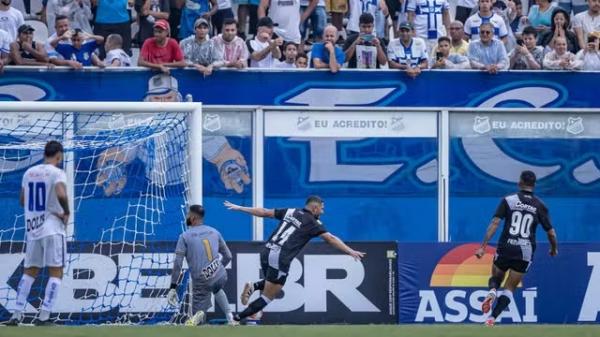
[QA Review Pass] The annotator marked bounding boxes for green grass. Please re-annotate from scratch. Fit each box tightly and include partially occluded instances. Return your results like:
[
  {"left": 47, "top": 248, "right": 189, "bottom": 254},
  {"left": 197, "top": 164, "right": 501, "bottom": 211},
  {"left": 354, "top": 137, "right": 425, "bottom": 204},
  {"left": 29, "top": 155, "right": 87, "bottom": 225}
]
[{"left": 1, "top": 325, "right": 599, "bottom": 337}]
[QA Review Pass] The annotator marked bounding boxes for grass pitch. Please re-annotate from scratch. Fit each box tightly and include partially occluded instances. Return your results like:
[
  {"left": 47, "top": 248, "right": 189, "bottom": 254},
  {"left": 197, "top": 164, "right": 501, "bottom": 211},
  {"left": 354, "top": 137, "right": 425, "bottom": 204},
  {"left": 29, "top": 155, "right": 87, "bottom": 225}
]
[{"left": 1, "top": 324, "right": 599, "bottom": 337}]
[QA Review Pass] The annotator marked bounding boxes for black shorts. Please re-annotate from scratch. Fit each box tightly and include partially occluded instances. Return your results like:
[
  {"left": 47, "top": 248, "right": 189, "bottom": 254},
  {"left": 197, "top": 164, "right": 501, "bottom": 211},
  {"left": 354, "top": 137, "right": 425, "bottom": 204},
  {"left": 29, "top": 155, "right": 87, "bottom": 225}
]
[
  {"left": 494, "top": 254, "right": 532, "bottom": 274},
  {"left": 260, "top": 247, "right": 290, "bottom": 285},
  {"left": 384, "top": 0, "right": 400, "bottom": 20}
]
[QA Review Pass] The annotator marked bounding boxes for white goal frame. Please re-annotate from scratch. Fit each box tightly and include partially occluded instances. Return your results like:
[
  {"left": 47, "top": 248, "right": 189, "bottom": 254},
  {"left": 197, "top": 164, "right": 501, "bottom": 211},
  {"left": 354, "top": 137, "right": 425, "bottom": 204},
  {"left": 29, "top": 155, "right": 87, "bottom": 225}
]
[{"left": 0, "top": 101, "right": 203, "bottom": 239}]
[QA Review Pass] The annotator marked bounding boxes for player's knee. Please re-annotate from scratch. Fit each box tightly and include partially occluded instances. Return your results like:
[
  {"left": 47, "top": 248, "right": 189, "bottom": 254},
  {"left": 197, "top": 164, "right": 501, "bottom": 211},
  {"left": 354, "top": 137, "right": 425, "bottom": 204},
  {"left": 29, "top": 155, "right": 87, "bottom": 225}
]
[
  {"left": 488, "top": 276, "right": 502, "bottom": 289},
  {"left": 24, "top": 267, "right": 40, "bottom": 278},
  {"left": 48, "top": 267, "right": 63, "bottom": 279}
]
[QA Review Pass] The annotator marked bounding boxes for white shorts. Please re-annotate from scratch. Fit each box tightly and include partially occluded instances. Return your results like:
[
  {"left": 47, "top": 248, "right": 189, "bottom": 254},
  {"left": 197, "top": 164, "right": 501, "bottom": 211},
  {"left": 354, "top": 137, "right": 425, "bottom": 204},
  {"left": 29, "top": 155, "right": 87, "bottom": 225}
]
[{"left": 24, "top": 234, "right": 66, "bottom": 268}]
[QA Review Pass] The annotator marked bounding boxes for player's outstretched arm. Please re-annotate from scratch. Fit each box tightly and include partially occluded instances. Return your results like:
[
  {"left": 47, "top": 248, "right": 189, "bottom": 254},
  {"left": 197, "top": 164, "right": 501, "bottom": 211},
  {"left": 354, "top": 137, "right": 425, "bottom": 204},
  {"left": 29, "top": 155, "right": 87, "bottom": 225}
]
[
  {"left": 547, "top": 228, "right": 558, "bottom": 257},
  {"left": 320, "top": 232, "right": 366, "bottom": 261},
  {"left": 223, "top": 201, "right": 275, "bottom": 218},
  {"left": 475, "top": 217, "right": 501, "bottom": 258}
]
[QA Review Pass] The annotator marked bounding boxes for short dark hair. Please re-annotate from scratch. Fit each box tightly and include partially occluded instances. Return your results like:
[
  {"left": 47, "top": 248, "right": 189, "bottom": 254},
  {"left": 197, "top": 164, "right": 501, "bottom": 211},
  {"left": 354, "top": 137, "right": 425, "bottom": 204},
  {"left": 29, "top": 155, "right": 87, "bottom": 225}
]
[
  {"left": 223, "top": 18, "right": 237, "bottom": 28},
  {"left": 512, "top": 0, "right": 521, "bottom": 5},
  {"left": 305, "top": 195, "right": 323, "bottom": 206},
  {"left": 44, "top": 140, "right": 64, "bottom": 158},
  {"left": 296, "top": 52, "right": 308, "bottom": 59},
  {"left": 189, "top": 204, "right": 205, "bottom": 218},
  {"left": 522, "top": 26, "right": 537, "bottom": 37},
  {"left": 437, "top": 36, "right": 451, "bottom": 44},
  {"left": 284, "top": 41, "right": 298, "bottom": 50},
  {"left": 55, "top": 15, "right": 68, "bottom": 23},
  {"left": 359, "top": 13, "right": 374, "bottom": 25},
  {"left": 520, "top": 170, "right": 536, "bottom": 187}
]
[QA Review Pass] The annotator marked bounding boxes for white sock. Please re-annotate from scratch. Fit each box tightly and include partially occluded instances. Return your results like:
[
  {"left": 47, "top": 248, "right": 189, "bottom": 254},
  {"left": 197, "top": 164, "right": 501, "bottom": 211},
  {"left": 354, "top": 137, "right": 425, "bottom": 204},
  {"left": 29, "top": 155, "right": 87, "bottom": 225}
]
[
  {"left": 260, "top": 295, "right": 272, "bottom": 304},
  {"left": 39, "top": 277, "right": 61, "bottom": 321},
  {"left": 214, "top": 289, "right": 232, "bottom": 319},
  {"left": 488, "top": 288, "right": 497, "bottom": 299},
  {"left": 14, "top": 274, "right": 35, "bottom": 318}
]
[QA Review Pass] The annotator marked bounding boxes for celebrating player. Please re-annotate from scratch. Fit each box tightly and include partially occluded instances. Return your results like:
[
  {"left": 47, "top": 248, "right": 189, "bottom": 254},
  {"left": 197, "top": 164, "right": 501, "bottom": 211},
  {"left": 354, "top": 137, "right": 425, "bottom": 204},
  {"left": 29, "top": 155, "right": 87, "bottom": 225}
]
[
  {"left": 475, "top": 170, "right": 558, "bottom": 326},
  {"left": 224, "top": 195, "right": 365, "bottom": 323},
  {"left": 167, "top": 205, "right": 236, "bottom": 325},
  {"left": 7, "top": 141, "right": 70, "bottom": 326}
]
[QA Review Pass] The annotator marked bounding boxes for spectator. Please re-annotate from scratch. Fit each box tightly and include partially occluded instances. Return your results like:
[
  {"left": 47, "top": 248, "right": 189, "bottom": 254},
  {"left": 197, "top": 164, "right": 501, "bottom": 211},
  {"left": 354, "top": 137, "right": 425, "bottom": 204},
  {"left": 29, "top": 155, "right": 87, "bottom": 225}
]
[
  {"left": 385, "top": 0, "right": 403, "bottom": 34},
  {"left": 46, "top": 16, "right": 87, "bottom": 69},
  {"left": 387, "top": 22, "right": 428, "bottom": 78},
  {"left": 295, "top": 51, "right": 308, "bottom": 68},
  {"left": 179, "top": 0, "right": 218, "bottom": 39},
  {"left": 508, "top": 26, "right": 543, "bottom": 69},
  {"left": 407, "top": 0, "right": 451, "bottom": 52},
  {"left": 9, "top": 24, "right": 49, "bottom": 66},
  {"left": 104, "top": 34, "right": 132, "bottom": 66},
  {"left": 274, "top": 42, "right": 298, "bottom": 68},
  {"left": 311, "top": 24, "right": 345, "bottom": 73},
  {"left": 259, "top": 0, "right": 317, "bottom": 44},
  {"left": 464, "top": 0, "right": 508, "bottom": 43},
  {"left": 169, "top": 0, "right": 183, "bottom": 40},
  {"left": 525, "top": 0, "right": 557, "bottom": 34},
  {"left": 247, "top": 17, "right": 283, "bottom": 68},
  {"left": 343, "top": 13, "right": 387, "bottom": 69},
  {"left": 430, "top": 36, "right": 470, "bottom": 69},
  {"left": 455, "top": 0, "right": 475, "bottom": 24},
  {"left": 52, "top": 28, "right": 105, "bottom": 67},
  {"left": 507, "top": 0, "right": 525, "bottom": 33},
  {"left": 93, "top": 0, "right": 132, "bottom": 58},
  {"left": 446, "top": 20, "right": 469, "bottom": 55},
  {"left": 543, "top": 36, "right": 582, "bottom": 69},
  {"left": 135, "top": 0, "right": 170, "bottom": 45},
  {"left": 46, "top": 0, "right": 93, "bottom": 35},
  {"left": 326, "top": 0, "right": 348, "bottom": 37},
  {"left": 558, "top": 0, "right": 588, "bottom": 16},
  {"left": 0, "top": 0, "right": 24, "bottom": 41},
  {"left": 573, "top": 0, "right": 600, "bottom": 51},
  {"left": 0, "top": 28, "right": 10, "bottom": 71},
  {"left": 300, "top": 0, "right": 326, "bottom": 43},
  {"left": 211, "top": 18, "right": 249, "bottom": 69},
  {"left": 467, "top": 22, "right": 508, "bottom": 73},
  {"left": 234, "top": 0, "right": 259, "bottom": 40},
  {"left": 180, "top": 18, "right": 220, "bottom": 75},
  {"left": 212, "top": 0, "right": 234, "bottom": 35},
  {"left": 347, "top": 0, "right": 386, "bottom": 36},
  {"left": 139, "top": 19, "right": 186, "bottom": 73},
  {"left": 538, "top": 8, "right": 580, "bottom": 54},
  {"left": 575, "top": 35, "right": 600, "bottom": 70}
]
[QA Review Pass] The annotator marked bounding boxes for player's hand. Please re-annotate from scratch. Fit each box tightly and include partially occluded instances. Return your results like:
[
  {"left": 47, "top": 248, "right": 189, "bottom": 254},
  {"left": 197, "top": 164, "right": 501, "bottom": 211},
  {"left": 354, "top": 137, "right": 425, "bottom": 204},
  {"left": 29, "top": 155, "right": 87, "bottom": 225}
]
[
  {"left": 54, "top": 212, "right": 70, "bottom": 226},
  {"left": 349, "top": 250, "right": 366, "bottom": 261},
  {"left": 223, "top": 200, "right": 241, "bottom": 211},
  {"left": 475, "top": 246, "right": 486, "bottom": 259},
  {"left": 212, "top": 147, "right": 251, "bottom": 193},
  {"left": 96, "top": 147, "right": 129, "bottom": 197},
  {"left": 549, "top": 247, "right": 558, "bottom": 257},
  {"left": 167, "top": 288, "right": 179, "bottom": 307}
]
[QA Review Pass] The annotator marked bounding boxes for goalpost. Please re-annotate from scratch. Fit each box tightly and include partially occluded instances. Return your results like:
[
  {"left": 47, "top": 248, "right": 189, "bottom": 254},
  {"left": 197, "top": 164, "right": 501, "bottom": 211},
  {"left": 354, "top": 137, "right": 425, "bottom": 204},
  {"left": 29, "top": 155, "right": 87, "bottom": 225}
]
[{"left": 0, "top": 102, "right": 202, "bottom": 324}]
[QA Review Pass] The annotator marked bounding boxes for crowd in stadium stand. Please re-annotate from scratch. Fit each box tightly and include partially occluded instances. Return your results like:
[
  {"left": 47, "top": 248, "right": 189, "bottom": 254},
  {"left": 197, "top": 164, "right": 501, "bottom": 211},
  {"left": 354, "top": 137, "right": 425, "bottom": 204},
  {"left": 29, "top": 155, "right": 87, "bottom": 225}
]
[{"left": 0, "top": 0, "right": 598, "bottom": 73}]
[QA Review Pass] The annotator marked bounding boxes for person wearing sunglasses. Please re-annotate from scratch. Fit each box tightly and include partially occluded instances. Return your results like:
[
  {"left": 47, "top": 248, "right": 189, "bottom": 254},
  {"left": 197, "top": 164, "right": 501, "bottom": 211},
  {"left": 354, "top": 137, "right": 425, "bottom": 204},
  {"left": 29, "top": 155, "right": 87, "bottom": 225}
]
[{"left": 467, "top": 22, "right": 508, "bottom": 74}]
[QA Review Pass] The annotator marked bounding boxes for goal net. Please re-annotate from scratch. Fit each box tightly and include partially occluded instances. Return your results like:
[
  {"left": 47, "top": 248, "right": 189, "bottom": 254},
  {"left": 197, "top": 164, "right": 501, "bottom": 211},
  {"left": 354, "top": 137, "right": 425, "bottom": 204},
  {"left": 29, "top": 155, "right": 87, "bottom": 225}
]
[{"left": 0, "top": 102, "right": 202, "bottom": 324}]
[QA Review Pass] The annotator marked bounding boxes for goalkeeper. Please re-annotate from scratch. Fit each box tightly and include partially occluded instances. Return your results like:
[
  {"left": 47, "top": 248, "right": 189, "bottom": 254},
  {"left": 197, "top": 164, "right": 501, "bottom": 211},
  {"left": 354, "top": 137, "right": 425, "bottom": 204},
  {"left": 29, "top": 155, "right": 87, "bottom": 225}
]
[{"left": 167, "top": 205, "right": 236, "bottom": 325}]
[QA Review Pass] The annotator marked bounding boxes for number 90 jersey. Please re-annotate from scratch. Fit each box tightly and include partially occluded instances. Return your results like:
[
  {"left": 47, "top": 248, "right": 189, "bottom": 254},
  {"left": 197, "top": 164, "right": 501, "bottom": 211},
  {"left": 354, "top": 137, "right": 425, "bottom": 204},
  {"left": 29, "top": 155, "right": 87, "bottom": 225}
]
[
  {"left": 266, "top": 208, "right": 329, "bottom": 266},
  {"left": 22, "top": 164, "right": 68, "bottom": 241},
  {"left": 494, "top": 190, "right": 553, "bottom": 262}
]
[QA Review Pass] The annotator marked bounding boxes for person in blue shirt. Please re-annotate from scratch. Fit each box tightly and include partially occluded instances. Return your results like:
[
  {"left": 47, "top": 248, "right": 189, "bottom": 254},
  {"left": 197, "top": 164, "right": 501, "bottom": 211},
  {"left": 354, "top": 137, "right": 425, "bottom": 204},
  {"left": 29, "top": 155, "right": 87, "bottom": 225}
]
[
  {"left": 311, "top": 24, "right": 345, "bottom": 73},
  {"left": 51, "top": 28, "right": 105, "bottom": 67}
]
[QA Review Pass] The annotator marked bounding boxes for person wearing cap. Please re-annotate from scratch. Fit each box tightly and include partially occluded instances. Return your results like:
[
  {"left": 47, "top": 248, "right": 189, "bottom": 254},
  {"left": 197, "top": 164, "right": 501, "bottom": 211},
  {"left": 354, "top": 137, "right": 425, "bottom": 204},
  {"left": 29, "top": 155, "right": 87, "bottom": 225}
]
[
  {"left": 311, "top": 24, "right": 345, "bottom": 72},
  {"left": 139, "top": 19, "right": 186, "bottom": 74},
  {"left": 9, "top": 24, "right": 50, "bottom": 66},
  {"left": 387, "top": 21, "right": 428, "bottom": 78},
  {"left": 258, "top": 0, "right": 318, "bottom": 44},
  {"left": 180, "top": 17, "right": 220, "bottom": 75},
  {"left": 210, "top": 18, "right": 249, "bottom": 69},
  {"left": 179, "top": 0, "right": 218, "bottom": 40},
  {"left": 51, "top": 28, "right": 105, "bottom": 67},
  {"left": 0, "top": 0, "right": 25, "bottom": 41},
  {"left": 464, "top": 0, "right": 508, "bottom": 44},
  {"left": 224, "top": 196, "right": 365, "bottom": 324},
  {"left": 247, "top": 16, "right": 283, "bottom": 68},
  {"left": 135, "top": 0, "right": 171, "bottom": 45}
]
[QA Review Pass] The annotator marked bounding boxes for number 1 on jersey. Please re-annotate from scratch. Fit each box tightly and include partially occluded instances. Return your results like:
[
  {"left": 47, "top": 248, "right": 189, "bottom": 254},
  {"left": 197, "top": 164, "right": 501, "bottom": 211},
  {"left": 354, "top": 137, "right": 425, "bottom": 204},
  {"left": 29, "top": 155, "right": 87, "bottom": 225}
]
[{"left": 27, "top": 182, "right": 46, "bottom": 212}]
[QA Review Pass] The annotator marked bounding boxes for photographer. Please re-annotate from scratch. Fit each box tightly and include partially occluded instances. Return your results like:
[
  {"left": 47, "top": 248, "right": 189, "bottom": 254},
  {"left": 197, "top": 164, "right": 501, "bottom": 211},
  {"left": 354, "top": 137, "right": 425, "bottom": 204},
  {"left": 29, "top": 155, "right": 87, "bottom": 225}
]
[
  {"left": 508, "top": 26, "right": 543, "bottom": 70},
  {"left": 575, "top": 35, "right": 600, "bottom": 70},
  {"left": 430, "top": 36, "right": 470, "bottom": 69},
  {"left": 343, "top": 13, "right": 387, "bottom": 69},
  {"left": 247, "top": 17, "right": 283, "bottom": 68}
]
